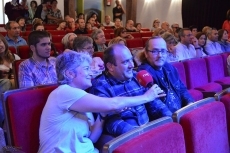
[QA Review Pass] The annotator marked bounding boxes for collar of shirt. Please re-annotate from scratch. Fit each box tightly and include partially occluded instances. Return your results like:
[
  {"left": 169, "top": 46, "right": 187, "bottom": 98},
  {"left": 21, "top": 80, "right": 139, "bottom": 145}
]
[
  {"left": 5, "top": 35, "right": 23, "bottom": 43},
  {"left": 30, "top": 57, "right": 55, "bottom": 69}
]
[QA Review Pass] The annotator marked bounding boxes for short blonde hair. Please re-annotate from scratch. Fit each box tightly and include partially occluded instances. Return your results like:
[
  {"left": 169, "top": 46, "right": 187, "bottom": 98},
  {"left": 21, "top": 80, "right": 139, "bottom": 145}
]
[{"left": 108, "top": 36, "right": 127, "bottom": 47}]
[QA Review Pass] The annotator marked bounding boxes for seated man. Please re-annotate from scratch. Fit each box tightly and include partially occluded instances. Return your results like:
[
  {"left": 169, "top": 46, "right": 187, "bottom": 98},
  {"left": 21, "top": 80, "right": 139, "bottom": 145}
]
[
  {"left": 125, "top": 20, "right": 138, "bottom": 32},
  {"left": 138, "top": 36, "right": 194, "bottom": 120},
  {"left": 66, "top": 17, "right": 77, "bottom": 32},
  {"left": 90, "top": 44, "right": 169, "bottom": 136},
  {"left": 103, "top": 15, "right": 115, "bottom": 26},
  {"left": 113, "top": 18, "right": 122, "bottom": 29},
  {"left": 175, "top": 28, "right": 204, "bottom": 60},
  {"left": 74, "top": 18, "right": 88, "bottom": 34},
  {"left": 18, "top": 31, "right": 57, "bottom": 88},
  {"left": 91, "top": 29, "right": 107, "bottom": 52},
  {"left": 4, "top": 21, "right": 27, "bottom": 49},
  {"left": 204, "top": 27, "right": 223, "bottom": 55}
]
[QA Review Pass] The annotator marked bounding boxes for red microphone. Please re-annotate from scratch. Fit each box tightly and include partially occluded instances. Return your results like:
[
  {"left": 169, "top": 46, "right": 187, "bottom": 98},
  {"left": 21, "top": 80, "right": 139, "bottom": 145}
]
[{"left": 136, "top": 70, "right": 154, "bottom": 88}]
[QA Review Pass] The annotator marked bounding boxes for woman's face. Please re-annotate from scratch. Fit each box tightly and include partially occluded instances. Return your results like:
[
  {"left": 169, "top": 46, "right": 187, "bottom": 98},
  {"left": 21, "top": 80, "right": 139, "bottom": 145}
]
[
  {"left": 120, "top": 30, "right": 127, "bottom": 37},
  {"left": 73, "top": 60, "right": 92, "bottom": 89},
  {"left": 68, "top": 34, "right": 77, "bottom": 49},
  {"left": 31, "top": 1, "right": 36, "bottom": 8},
  {"left": 36, "top": 25, "right": 45, "bottom": 31},
  {"left": 137, "top": 24, "right": 141, "bottom": 30},
  {"left": 19, "top": 19, "right": 25, "bottom": 27},
  {"left": 222, "top": 30, "right": 228, "bottom": 41},
  {"left": 198, "top": 35, "right": 206, "bottom": 46},
  {"left": 60, "top": 22, "right": 66, "bottom": 29},
  {"left": 0, "top": 39, "right": 6, "bottom": 54},
  {"left": 154, "top": 20, "right": 160, "bottom": 28},
  {"left": 92, "top": 14, "right": 97, "bottom": 19}
]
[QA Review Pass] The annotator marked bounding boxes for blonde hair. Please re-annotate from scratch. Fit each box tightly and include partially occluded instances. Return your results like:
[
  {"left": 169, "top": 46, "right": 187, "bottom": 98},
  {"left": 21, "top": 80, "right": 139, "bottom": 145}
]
[
  {"left": 61, "top": 33, "right": 77, "bottom": 49},
  {"left": 108, "top": 36, "right": 127, "bottom": 47}
]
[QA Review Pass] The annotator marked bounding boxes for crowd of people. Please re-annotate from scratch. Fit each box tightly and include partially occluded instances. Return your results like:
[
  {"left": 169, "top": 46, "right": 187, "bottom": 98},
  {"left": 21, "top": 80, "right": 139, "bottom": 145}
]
[{"left": 1, "top": 0, "right": 230, "bottom": 152}]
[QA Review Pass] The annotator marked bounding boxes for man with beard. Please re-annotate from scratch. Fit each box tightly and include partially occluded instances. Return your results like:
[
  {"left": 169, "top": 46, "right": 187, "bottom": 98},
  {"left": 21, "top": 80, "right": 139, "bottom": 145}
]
[
  {"left": 5, "top": 21, "right": 27, "bottom": 50},
  {"left": 18, "top": 31, "right": 57, "bottom": 88},
  {"left": 138, "top": 36, "right": 194, "bottom": 120}
]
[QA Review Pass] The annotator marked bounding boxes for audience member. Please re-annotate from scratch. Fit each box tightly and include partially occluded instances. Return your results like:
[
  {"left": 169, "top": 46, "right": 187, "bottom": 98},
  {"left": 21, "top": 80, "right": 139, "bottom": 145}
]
[
  {"left": 222, "top": 9, "right": 230, "bottom": 39},
  {"left": 108, "top": 36, "right": 127, "bottom": 47},
  {"left": 34, "top": 0, "right": 50, "bottom": 23},
  {"left": 56, "top": 20, "right": 66, "bottom": 31},
  {"left": 204, "top": 28, "right": 223, "bottom": 55},
  {"left": 64, "top": 15, "right": 70, "bottom": 22},
  {"left": 86, "top": 22, "right": 93, "bottom": 31},
  {"left": 202, "top": 26, "right": 212, "bottom": 36},
  {"left": 191, "top": 35, "right": 207, "bottom": 57},
  {"left": 91, "top": 29, "right": 107, "bottom": 52},
  {"left": 74, "top": 19, "right": 88, "bottom": 34},
  {"left": 189, "top": 25, "right": 198, "bottom": 36},
  {"left": 161, "top": 32, "right": 178, "bottom": 62},
  {"left": 90, "top": 13, "right": 100, "bottom": 26},
  {"left": 138, "top": 36, "right": 194, "bottom": 120},
  {"left": 103, "top": 15, "right": 115, "bottom": 26},
  {"left": 38, "top": 50, "right": 163, "bottom": 152},
  {"left": 161, "top": 22, "right": 173, "bottom": 33},
  {"left": 28, "top": 0, "right": 38, "bottom": 23},
  {"left": 90, "top": 44, "right": 165, "bottom": 136},
  {"left": 77, "top": 13, "right": 85, "bottom": 20},
  {"left": 125, "top": 20, "right": 138, "bottom": 32},
  {"left": 32, "top": 18, "right": 43, "bottom": 26},
  {"left": 73, "top": 36, "right": 105, "bottom": 78},
  {"left": 113, "top": 0, "right": 125, "bottom": 21},
  {"left": 218, "top": 29, "right": 230, "bottom": 52},
  {"left": 114, "top": 27, "right": 134, "bottom": 39},
  {"left": 66, "top": 18, "right": 77, "bottom": 32},
  {"left": 47, "top": 0, "right": 62, "bottom": 24},
  {"left": 171, "top": 23, "right": 179, "bottom": 36},
  {"left": 87, "top": 17, "right": 97, "bottom": 30},
  {"left": 113, "top": 18, "right": 122, "bottom": 29},
  {"left": 98, "top": 24, "right": 105, "bottom": 30},
  {"left": 194, "top": 32, "right": 208, "bottom": 55},
  {"left": 62, "top": 33, "right": 77, "bottom": 50},
  {"left": 16, "top": 16, "right": 26, "bottom": 32},
  {"left": 135, "top": 23, "right": 143, "bottom": 32},
  {"left": 174, "top": 27, "right": 182, "bottom": 42},
  {"left": 18, "top": 31, "right": 57, "bottom": 88},
  {"left": 4, "top": 21, "right": 27, "bottom": 49},
  {"left": 153, "top": 28, "right": 166, "bottom": 36},
  {"left": 175, "top": 28, "right": 201, "bottom": 60},
  {"left": 151, "top": 19, "right": 160, "bottom": 32},
  {"left": 33, "top": 23, "right": 45, "bottom": 31},
  {"left": 4, "top": 0, "right": 27, "bottom": 21}
]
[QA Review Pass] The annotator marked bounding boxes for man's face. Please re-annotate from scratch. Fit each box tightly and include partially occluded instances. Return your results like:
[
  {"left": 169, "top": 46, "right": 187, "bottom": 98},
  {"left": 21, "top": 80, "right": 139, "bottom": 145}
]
[
  {"left": 89, "top": 18, "right": 95, "bottom": 26},
  {"left": 68, "top": 18, "right": 75, "bottom": 28},
  {"left": 144, "top": 38, "right": 168, "bottom": 69},
  {"left": 210, "top": 29, "right": 218, "bottom": 42},
  {"left": 115, "top": 19, "right": 121, "bottom": 27},
  {"left": 95, "top": 32, "right": 106, "bottom": 45},
  {"left": 161, "top": 22, "right": 169, "bottom": 30},
  {"left": 127, "top": 20, "right": 134, "bottom": 29},
  {"left": 108, "top": 46, "right": 134, "bottom": 81},
  {"left": 105, "top": 16, "right": 111, "bottom": 24},
  {"left": 172, "top": 24, "right": 179, "bottom": 32},
  {"left": 192, "top": 28, "right": 197, "bottom": 36},
  {"left": 31, "top": 37, "right": 51, "bottom": 60},
  {"left": 78, "top": 19, "right": 85, "bottom": 29},
  {"left": 181, "top": 30, "right": 192, "bottom": 45},
  {"left": 8, "top": 22, "right": 20, "bottom": 38}
]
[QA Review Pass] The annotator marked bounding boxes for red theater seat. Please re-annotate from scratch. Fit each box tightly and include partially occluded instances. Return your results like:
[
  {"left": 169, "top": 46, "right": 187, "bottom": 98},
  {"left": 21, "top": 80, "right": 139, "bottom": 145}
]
[
  {"left": 183, "top": 58, "right": 222, "bottom": 97},
  {"left": 17, "top": 45, "right": 30, "bottom": 59},
  {"left": 142, "top": 37, "right": 150, "bottom": 46},
  {"left": 129, "top": 32, "right": 141, "bottom": 38},
  {"left": 47, "top": 30, "right": 66, "bottom": 35},
  {"left": 220, "top": 52, "right": 230, "bottom": 77},
  {"left": 24, "top": 31, "right": 31, "bottom": 36},
  {"left": 103, "top": 117, "right": 186, "bottom": 153},
  {"left": 141, "top": 32, "right": 153, "bottom": 37},
  {"left": 8, "top": 46, "right": 17, "bottom": 54},
  {"left": 141, "top": 28, "right": 150, "bottom": 31},
  {"left": 126, "top": 38, "right": 144, "bottom": 48},
  {"left": 0, "top": 32, "right": 7, "bottom": 36},
  {"left": 104, "top": 33, "right": 111, "bottom": 39},
  {"left": 173, "top": 97, "right": 229, "bottom": 153},
  {"left": 52, "top": 35, "right": 64, "bottom": 43},
  {"left": 103, "top": 29, "right": 114, "bottom": 34},
  {"left": 93, "top": 52, "right": 104, "bottom": 59},
  {"left": 2, "top": 85, "right": 58, "bottom": 153},
  {"left": 204, "top": 54, "right": 230, "bottom": 89},
  {"left": 53, "top": 43, "right": 65, "bottom": 54},
  {"left": 13, "top": 59, "right": 25, "bottom": 89}
]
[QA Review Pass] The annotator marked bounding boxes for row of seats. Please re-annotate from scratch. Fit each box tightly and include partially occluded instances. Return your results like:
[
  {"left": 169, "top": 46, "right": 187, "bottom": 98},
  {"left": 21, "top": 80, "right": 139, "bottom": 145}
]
[{"left": 2, "top": 84, "right": 230, "bottom": 153}]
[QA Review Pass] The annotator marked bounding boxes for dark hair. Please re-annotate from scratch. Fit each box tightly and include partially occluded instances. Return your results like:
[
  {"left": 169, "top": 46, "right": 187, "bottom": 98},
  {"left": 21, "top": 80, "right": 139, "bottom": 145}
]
[
  {"left": 114, "top": 27, "right": 125, "bottom": 37},
  {"left": 5, "top": 21, "right": 18, "bottom": 30},
  {"left": 195, "top": 32, "right": 207, "bottom": 47},
  {"left": 0, "top": 34, "right": 14, "bottom": 64},
  {"left": 16, "top": 16, "right": 26, "bottom": 31},
  {"left": 30, "top": 0, "right": 37, "bottom": 8},
  {"left": 218, "top": 29, "right": 228, "bottom": 41},
  {"left": 78, "top": 13, "right": 85, "bottom": 19},
  {"left": 51, "top": 0, "right": 57, "bottom": 4},
  {"left": 33, "top": 23, "right": 44, "bottom": 31},
  {"left": 226, "top": 9, "right": 230, "bottom": 21},
  {"left": 103, "top": 45, "right": 117, "bottom": 69},
  {"left": 28, "top": 31, "right": 50, "bottom": 46},
  {"left": 178, "top": 28, "right": 191, "bottom": 39},
  {"left": 135, "top": 23, "right": 141, "bottom": 28},
  {"left": 189, "top": 25, "right": 197, "bottom": 31}
]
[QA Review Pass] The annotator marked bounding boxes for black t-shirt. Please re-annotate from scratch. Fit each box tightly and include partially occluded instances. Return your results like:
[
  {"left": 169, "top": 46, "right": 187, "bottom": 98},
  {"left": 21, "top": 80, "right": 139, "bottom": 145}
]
[
  {"left": 74, "top": 28, "right": 88, "bottom": 34},
  {"left": 113, "top": 6, "right": 124, "bottom": 21}
]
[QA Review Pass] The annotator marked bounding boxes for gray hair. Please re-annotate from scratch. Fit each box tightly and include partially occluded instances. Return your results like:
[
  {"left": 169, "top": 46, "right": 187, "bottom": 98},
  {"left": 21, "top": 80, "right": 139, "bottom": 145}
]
[
  {"left": 56, "top": 51, "right": 92, "bottom": 85},
  {"left": 91, "top": 29, "right": 103, "bottom": 40},
  {"left": 5, "top": 21, "right": 18, "bottom": 30},
  {"left": 61, "top": 33, "right": 77, "bottom": 49},
  {"left": 73, "top": 36, "right": 93, "bottom": 51}
]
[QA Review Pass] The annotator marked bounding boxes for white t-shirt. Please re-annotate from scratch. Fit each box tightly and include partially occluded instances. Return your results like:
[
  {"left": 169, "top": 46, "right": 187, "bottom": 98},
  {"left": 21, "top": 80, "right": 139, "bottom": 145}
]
[{"left": 38, "top": 84, "right": 98, "bottom": 153}]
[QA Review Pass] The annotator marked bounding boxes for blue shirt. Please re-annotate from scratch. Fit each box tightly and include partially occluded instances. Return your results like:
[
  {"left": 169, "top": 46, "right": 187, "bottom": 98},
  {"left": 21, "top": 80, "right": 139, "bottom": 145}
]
[
  {"left": 5, "top": 35, "right": 27, "bottom": 50},
  {"left": 218, "top": 41, "right": 230, "bottom": 52}
]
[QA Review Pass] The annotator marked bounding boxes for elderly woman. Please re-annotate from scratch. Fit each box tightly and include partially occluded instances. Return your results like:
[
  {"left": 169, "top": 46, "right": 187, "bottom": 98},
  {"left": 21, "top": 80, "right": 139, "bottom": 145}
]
[
  {"left": 61, "top": 33, "right": 77, "bottom": 50},
  {"left": 38, "top": 51, "right": 165, "bottom": 153},
  {"left": 218, "top": 29, "right": 230, "bottom": 52}
]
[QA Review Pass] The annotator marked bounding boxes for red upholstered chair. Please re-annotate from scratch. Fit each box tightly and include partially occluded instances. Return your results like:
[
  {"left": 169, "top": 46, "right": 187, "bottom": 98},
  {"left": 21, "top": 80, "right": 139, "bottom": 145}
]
[
  {"left": 204, "top": 54, "right": 230, "bottom": 89},
  {"left": 129, "top": 32, "right": 141, "bottom": 38},
  {"left": 104, "top": 33, "right": 111, "bottom": 39},
  {"left": 24, "top": 31, "right": 31, "bottom": 36},
  {"left": 52, "top": 35, "right": 64, "bottom": 43},
  {"left": 104, "top": 26, "right": 113, "bottom": 29},
  {"left": 93, "top": 52, "right": 104, "bottom": 59},
  {"left": 126, "top": 38, "right": 144, "bottom": 48},
  {"left": 8, "top": 46, "right": 17, "bottom": 54},
  {"left": 22, "top": 36, "right": 28, "bottom": 42},
  {"left": 183, "top": 58, "right": 222, "bottom": 97},
  {"left": 142, "top": 37, "right": 150, "bottom": 47},
  {"left": 171, "top": 61, "right": 203, "bottom": 101},
  {"left": 103, "top": 29, "right": 114, "bottom": 34},
  {"left": 173, "top": 97, "right": 229, "bottom": 153},
  {"left": 102, "top": 117, "right": 186, "bottom": 153},
  {"left": 110, "top": 33, "right": 114, "bottom": 39},
  {"left": 44, "top": 24, "right": 57, "bottom": 30},
  {"left": 0, "top": 32, "right": 7, "bottom": 36},
  {"left": 47, "top": 30, "right": 66, "bottom": 35},
  {"left": 13, "top": 59, "right": 25, "bottom": 89},
  {"left": 141, "top": 28, "right": 150, "bottom": 31},
  {"left": 215, "top": 87, "right": 230, "bottom": 145},
  {"left": 2, "top": 85, "right": 58, "bottom": 153},
  {"left": 140, "top": 31, "right": 153, "bottom": 37},
  {"left": 53, "top": 43, "right": 65, "bottom": 54},
  {"left": 17, "top": 45, "right": 30, "bottom": 59}
]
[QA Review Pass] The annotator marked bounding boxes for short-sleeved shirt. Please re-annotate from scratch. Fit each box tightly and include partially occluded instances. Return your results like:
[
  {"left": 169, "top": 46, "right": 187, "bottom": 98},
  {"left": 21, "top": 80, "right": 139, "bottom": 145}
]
[
  {"left": 39, "top": 85, "right": 98, "bottom": 153},
  {"left": 5, "top": 35, "right": 27, "bottom": 50}
]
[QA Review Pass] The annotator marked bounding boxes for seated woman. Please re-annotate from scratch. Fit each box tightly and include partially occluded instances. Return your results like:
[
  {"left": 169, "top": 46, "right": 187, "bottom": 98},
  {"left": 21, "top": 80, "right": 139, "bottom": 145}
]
[
  {"left": 38, "top": 51, "right": 165, "bottom": 153},
  {"left": 218, "top": 29, "right": 230, "bottom": 52},
  {"left": 194, "top": 32, "right": 208, "bottom": 55},
  {"left": 56, "top": 20, "right": 66, "bottom": 31},
  {"left": 16, "top": 16, "right": 26, "bottom": 32},
  {"left": 0, "top": 34, "right": 21, "bottom": 126},
  {"left": 61, "top": 33, "right": 77, "bottom": 50},
  {"left": 135, "top": 23, "right": 143, "bottom": 32},
  {"left": 114, "top": 27, "right": 134, "bottom": 39},
  {"left": 108, "top": 36, "right": 127, "bottom": 47},
  {"left": 47, "top": 0, "right": 62, "bottom": 24},
  {"left": 151, "top": 19, "right": 160, "bottom": 32}
]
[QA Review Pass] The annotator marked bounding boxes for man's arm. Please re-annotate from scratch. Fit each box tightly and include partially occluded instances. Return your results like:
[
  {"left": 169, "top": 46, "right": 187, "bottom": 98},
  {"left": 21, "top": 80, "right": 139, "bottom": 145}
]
[{"left": 18, "top": 62, "right": 35, "bottom": 88}]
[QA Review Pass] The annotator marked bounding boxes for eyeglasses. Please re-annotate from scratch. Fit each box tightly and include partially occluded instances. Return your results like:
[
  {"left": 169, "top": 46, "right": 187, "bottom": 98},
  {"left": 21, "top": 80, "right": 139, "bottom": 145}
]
[
  {"left": 82, "top": 46, "right": 94, "bottom": 50},
  {"left": 147, "top": 49, "right": 168, "bottom": 55}
]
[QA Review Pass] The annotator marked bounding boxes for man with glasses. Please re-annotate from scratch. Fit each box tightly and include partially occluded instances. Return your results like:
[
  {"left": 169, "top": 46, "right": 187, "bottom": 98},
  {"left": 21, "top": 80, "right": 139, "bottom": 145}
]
[
  {"left": 91, "top": 29, "right": 107, "bottom": 52},
  {"left": 175, "top": 28, "right": 202, "bottom": 60},
  {"left": 138, "top": 36, "right": 194, "bottom": 120}
]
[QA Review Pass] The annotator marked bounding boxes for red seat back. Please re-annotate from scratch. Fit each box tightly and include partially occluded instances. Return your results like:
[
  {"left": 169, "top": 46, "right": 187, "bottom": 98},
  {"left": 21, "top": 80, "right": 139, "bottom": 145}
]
[
  {"left": 52, "top": 35, "right": 64, "bottom": 43},
  {"left": 171, "top": 61, "right": 187, "bottom": 86},
  {"left": 17, "top": 45, "right": 30, "bottom": 59},
  {"left": 47, "top": 30, "right": 66, "bottom": 35},
  {"left": 129, "top": 32, "right": 141, "bottom": 38},
  {"left": 53, "top": 43, "right": 65, "bottom": 54},
  {"left": 8, "top": 46, "right": 17, "bottom": 54},
  {"left": 13, "top": 59, "right": 25, "bottom": 89},
  {"left": 93, "top": 52, "right": 104, "bottom": 59},
  {"left": 126, "top": 38, "right": 144, "bottom": 48},
  {"left": 141, "top": 32, "right": 153, "bottom": 37}
]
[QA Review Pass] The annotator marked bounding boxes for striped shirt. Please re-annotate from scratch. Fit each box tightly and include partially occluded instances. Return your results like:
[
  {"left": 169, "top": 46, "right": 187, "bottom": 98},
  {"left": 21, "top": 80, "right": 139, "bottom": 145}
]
[{"left": 19, "top": 57, "right": 57, "bottom": 88}]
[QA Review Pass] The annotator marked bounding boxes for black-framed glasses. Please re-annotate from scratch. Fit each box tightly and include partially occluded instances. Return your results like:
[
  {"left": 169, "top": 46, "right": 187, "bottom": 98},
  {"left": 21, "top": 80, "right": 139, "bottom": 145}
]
[
  {"left": 147, "top": 49, "right": 168, "bottom": 55},
  {"left": 82, "top": 46, "right": 94, "bottom": 50}
]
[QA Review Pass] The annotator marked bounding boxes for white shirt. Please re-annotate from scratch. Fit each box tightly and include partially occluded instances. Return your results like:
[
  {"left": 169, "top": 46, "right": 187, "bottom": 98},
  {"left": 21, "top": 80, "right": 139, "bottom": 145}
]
[
  {"left": 204, "top": 39, "right": 223, "bottom": 55},
  {"left": 175, "top": 42, "right": 197, "bottom": 61},
  {"left": 102, "top": 22, "right": 115, "bottom": 26},
  {"left": 39, "top": 85, "right": 98, "bottom": 153}
]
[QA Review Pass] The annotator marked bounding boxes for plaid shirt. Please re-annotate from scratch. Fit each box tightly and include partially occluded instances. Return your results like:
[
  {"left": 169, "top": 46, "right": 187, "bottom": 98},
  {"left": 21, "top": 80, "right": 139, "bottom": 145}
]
[
  {"left": 19, "top": 57, "right": 57, "bottom": 88},
  {"left": 90, "top": 71, "right": 149, "bottom": 127}
]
